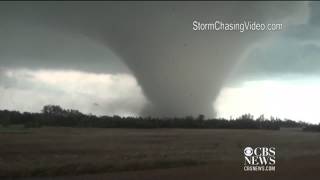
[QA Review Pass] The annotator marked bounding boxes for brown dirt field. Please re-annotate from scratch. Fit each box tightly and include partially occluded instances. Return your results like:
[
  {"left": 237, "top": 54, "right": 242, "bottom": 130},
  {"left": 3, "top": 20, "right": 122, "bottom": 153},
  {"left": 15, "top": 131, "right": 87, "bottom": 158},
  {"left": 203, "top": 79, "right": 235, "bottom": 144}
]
[
  {"left": 18, "top": 155, "right": 320, "bottom": 180},
  {"left": 1, "top": 128, "right": 320, "bottom": 179}
]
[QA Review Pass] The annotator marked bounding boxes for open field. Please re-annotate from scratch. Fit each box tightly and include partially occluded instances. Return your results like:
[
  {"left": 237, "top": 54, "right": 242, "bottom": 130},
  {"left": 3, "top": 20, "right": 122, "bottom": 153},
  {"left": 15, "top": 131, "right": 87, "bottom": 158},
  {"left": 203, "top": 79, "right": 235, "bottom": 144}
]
[{"left": 1, "top": 127, "right": 320, "bottom": 179}]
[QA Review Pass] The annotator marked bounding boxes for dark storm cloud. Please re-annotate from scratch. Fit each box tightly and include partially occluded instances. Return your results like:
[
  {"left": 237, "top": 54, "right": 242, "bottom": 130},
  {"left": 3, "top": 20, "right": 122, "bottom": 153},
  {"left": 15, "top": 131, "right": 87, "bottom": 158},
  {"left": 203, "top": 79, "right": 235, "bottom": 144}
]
[
  {"left": 0, "top": 2, "right": 309, "bottom": 117},
  {"left": 309, "top": 2, "right": 320, "bottom": 26},
  {"left": 0, "top": 24, "right": 129, "bottom": 74},
  {"left": 235, "top": 40, "right": 320, "bottom": 76},
  {"left": 230, "top": 2, "right": 320, "bottom": 84}
]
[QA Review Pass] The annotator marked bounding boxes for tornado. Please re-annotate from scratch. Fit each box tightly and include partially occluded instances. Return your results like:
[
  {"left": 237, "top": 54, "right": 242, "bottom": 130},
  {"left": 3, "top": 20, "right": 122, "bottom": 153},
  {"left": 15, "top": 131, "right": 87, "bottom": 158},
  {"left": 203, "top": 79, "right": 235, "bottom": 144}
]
[{"left": 0, "top": 2, "right": 309, "bottom": 117}]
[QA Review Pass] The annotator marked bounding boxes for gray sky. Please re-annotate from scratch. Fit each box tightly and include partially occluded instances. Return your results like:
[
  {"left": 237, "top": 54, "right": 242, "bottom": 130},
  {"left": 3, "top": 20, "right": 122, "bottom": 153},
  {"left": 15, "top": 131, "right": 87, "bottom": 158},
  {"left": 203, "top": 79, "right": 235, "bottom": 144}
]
[{"left": 1, "top": 2, "right": 319, "bottom": 122}]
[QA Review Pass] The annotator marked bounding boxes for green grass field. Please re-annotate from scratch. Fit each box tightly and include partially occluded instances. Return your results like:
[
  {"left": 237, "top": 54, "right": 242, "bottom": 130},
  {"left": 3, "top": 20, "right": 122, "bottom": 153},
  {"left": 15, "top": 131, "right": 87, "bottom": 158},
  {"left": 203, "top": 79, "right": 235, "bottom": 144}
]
[{"left": 1, "top": 127, "right": 320, "bottom": 178}]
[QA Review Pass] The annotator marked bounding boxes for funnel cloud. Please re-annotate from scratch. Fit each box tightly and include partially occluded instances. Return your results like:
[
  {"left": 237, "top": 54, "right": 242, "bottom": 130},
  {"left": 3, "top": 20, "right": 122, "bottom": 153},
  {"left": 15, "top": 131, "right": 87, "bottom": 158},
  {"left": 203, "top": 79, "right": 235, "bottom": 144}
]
[{"left": 0, "top": 2, "right": 310, "bottom": 117}]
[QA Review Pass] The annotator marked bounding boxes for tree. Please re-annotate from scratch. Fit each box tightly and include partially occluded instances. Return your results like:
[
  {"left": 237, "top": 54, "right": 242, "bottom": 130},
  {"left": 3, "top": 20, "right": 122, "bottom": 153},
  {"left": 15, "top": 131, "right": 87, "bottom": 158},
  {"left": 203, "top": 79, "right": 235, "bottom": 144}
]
[
  {"left": 197, "top": 114, "right": 205, "bottom": 121},
  {"left": 1, "top": 113, "right": 10, "bottom": 127},
  {"left": 42, "top": 105, "right": 65, "bottom": 115},
  {"left": 257, "top": 114, "right": 265, "bottom": 121}
]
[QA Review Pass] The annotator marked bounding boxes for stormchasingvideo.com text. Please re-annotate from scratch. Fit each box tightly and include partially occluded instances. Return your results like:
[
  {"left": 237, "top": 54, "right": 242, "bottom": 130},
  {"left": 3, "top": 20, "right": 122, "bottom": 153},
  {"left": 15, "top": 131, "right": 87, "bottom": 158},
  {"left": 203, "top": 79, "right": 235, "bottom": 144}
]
[{"left": 193, "top": 20, "right": 283, "bottom": 32}]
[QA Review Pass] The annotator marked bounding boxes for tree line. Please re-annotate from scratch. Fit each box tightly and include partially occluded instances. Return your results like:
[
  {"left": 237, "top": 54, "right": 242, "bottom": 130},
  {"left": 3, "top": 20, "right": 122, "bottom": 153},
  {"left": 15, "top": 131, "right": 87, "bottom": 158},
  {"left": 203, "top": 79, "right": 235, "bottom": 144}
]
[{"left": 0, "top": 105, "right": 313, "bottom": 130}]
